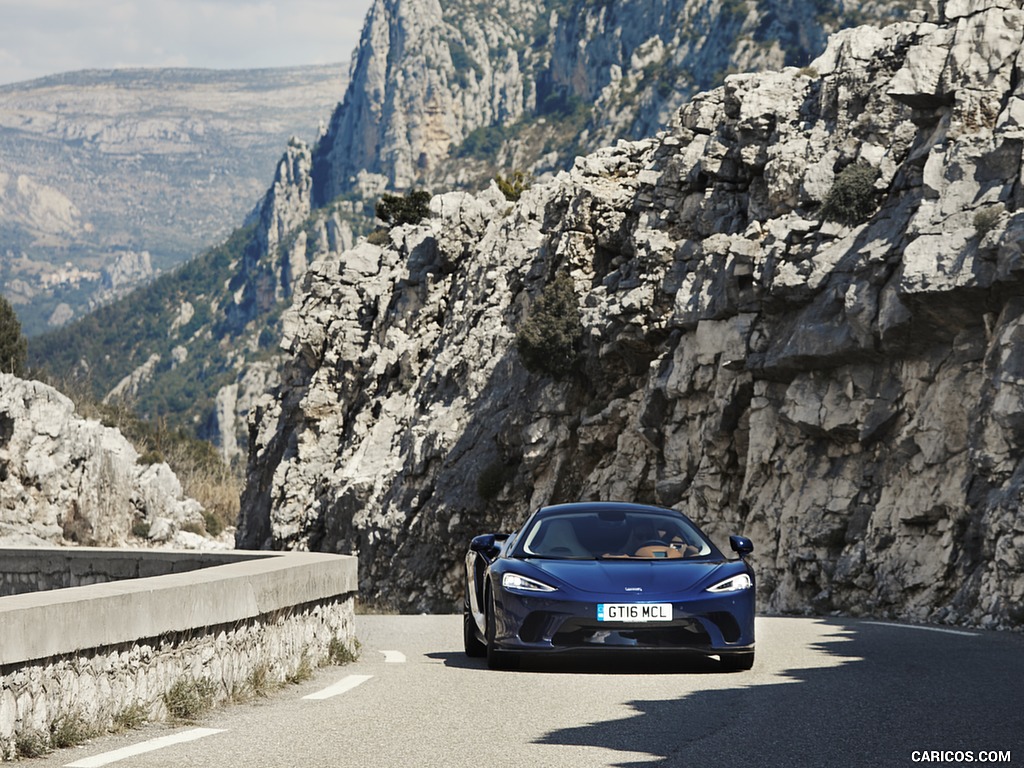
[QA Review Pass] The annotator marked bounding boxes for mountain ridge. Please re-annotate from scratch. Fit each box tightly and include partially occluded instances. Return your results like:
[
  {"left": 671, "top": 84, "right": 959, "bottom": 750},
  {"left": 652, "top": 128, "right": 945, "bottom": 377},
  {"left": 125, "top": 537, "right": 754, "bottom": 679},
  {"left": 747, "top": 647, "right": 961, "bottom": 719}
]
[
  {"left": 1, "top": 63, "right": 347, "bottom": 335},
  {"left": 312, "top": 0, "right": 923, "bottom": 201}
]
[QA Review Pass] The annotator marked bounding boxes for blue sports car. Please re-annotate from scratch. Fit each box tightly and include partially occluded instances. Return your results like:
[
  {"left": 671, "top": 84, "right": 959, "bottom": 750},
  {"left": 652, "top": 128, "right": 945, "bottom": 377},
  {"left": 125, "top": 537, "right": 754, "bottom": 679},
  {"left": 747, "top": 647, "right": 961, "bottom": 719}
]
[{"left": 463, "top": 501, "right": 755, "bottom": 670}]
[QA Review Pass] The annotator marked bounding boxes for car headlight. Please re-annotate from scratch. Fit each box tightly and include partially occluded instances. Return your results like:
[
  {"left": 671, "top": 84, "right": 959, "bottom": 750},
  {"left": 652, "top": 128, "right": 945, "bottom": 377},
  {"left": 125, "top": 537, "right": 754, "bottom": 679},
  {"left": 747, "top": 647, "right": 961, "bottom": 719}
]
[
  {"left": 502, "top": 573, "right": 557, "bottom": 592},
  {"left": 706, "top": 573, "right": 753, "bottom": 593}
]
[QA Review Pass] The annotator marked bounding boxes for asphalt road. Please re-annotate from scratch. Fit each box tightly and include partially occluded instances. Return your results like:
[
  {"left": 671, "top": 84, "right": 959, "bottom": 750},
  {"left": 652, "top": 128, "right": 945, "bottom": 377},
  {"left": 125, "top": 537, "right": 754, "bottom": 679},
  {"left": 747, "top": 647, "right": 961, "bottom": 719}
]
[{"left": 41, "top": 615, "right": 1024, "bottom": 768}]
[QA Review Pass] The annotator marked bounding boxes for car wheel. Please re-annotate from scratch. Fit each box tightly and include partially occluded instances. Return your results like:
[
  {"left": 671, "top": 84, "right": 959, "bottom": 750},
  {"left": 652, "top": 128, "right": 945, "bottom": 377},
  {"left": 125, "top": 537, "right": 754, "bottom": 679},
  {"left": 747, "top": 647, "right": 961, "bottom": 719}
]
[
  {"left": 720, "top": 652, "right": 755, "bottom": 671},
  {"left": 485, "top": 591, "right": 518, "bottom": 671},
  {"left": 463, "top": 584, "right": 486, "bottom": 658}
]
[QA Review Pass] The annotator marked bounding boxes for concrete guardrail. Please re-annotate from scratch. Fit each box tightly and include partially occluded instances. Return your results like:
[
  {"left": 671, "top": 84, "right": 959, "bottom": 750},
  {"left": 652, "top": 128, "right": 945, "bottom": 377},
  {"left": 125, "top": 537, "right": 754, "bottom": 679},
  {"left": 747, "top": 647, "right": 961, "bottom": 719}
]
[{"left": 0, "top": 547, "right": 357, "bottom": 760}]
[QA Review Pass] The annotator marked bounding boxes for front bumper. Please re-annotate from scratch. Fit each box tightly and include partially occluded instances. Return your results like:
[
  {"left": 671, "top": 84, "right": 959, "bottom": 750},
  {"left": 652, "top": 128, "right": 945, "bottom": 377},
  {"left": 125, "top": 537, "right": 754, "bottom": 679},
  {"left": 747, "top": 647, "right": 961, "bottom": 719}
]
[{"left": 492, "top": 589, "right": 755, "bottom": 654}]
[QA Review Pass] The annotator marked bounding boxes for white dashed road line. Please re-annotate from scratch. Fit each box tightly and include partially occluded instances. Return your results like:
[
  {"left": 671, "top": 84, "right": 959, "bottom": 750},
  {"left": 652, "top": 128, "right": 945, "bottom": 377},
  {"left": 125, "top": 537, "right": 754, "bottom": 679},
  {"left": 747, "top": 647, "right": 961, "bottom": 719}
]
[
  {"left": 381, "top": 650, "right": 407, "bottom": 663},
  {"left": 65, "top": 661, "right": 389, "bottom": 764},
  {"left": 863, "top": 621, "right": 977, "bottom": 637},
  {"left": 64, "top": 727, "right": 226, "bottom": 768},
  {"left": 302, "top": 674, "right": 374, "bottom": 701}
]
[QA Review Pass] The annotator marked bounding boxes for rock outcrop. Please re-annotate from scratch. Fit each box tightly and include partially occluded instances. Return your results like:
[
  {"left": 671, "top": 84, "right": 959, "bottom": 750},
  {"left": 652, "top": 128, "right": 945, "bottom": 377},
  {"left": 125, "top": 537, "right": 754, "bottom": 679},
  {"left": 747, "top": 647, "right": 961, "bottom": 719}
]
[
  {"left": 240, "top": 4, "right": 1024, "bottom": 630},
  {"left": 0, "top": 374, "right": 216, "bottom": 548},
  {"left": 312, "top": 0, "right": 922, "bottom": 201}
]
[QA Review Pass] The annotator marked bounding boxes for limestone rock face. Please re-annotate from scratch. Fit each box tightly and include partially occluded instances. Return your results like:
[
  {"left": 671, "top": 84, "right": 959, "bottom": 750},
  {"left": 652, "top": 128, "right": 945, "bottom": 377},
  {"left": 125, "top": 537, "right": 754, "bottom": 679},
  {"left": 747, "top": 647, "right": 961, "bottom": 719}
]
[
  {"left": 241, "top": 6, "right": 1024, "bottom": 628},
  {"left": 0, "top": 374, "right": 213, "bottom": 548},
  {"left": 310, "top": 0, "right": 923, "bottom": 202},
  {"left": 33, "top": 1, "right": 922, "bottom": 467}
]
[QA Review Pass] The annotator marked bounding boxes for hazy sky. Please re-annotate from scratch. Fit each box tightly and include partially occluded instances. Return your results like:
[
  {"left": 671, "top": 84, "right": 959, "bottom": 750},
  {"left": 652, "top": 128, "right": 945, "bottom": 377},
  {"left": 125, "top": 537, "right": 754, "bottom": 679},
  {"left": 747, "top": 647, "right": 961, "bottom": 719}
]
[{"left": 0, "top": 0, "right": 375, "bottom": 86}]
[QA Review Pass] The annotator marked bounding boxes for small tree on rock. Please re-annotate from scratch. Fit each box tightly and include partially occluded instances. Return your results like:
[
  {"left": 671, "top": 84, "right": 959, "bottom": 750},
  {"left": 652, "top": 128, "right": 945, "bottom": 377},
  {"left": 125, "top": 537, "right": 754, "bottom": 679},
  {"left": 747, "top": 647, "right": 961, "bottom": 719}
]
[
  {"left": 376, "top": 189, "right": 432, "bottom": 227},
  {"left": 496, "top": 171, "right": 531, "bottom": 202},
  {"left": 0, "top": 294, "right": 27, "bottom": 377},
  {"left": 821, "top": 163, "right": 880, "bottom": 226}
]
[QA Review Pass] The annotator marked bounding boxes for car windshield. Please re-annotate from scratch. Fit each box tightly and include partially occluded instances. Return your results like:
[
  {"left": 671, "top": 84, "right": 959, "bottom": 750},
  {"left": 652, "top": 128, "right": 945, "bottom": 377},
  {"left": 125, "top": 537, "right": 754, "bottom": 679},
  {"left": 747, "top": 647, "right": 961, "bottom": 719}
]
[{"left": 514, "top": 508, "right": 715, "bottom": 561}]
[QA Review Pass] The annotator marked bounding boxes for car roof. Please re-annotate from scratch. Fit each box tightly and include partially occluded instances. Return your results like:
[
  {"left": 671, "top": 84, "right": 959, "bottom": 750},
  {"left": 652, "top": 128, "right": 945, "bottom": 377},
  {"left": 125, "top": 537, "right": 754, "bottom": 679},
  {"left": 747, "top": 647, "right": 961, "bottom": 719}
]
[
  {"left": 522, "top": 502, "right": 724, "bottom": 558},
  {"left": 534, "top": 501, "right": 687, "bottom": 519}
]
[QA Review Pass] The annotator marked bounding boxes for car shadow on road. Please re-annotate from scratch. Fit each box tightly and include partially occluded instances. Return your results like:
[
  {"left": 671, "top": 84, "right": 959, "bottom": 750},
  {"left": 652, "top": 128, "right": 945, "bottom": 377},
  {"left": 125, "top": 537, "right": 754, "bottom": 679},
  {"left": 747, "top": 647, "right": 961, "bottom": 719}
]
[
  {"left": 427, "top": 650, "right": 722, "bottom": 674},
  {"left": 528, "top": 617, "right": 1024, "bottom": 767},
  {"left": 427, "top": 651, "right": 488, "bottom": 670}
]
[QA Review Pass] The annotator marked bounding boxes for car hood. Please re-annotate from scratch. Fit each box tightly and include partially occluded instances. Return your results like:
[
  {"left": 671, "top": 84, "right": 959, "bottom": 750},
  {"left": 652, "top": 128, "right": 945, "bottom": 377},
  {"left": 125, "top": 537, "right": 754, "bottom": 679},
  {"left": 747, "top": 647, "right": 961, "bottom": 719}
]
[{"left": 519, "top": 558, "right": 742, "bottom": 596}]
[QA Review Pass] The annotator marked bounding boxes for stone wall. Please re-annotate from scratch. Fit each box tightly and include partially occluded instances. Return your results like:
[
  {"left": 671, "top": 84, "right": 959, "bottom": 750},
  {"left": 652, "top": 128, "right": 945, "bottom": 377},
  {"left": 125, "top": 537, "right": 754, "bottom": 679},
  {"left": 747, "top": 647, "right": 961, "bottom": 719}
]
[
  {"left": 0, "top": 548, "right": 264, "bottom": 597},
  {"left": 0, "top": 598, "right": 352, "bottom": 761},
  {"left": 0, "top": 549, "right": 357, "bottom": 760}
]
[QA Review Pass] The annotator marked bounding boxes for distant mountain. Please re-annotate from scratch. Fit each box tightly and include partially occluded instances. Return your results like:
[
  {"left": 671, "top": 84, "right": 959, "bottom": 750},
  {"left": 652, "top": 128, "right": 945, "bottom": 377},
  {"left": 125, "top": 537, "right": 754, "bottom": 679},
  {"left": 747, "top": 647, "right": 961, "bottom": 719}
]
[{"left": 0, "top": 65, "right": 347, "bottom": 335}]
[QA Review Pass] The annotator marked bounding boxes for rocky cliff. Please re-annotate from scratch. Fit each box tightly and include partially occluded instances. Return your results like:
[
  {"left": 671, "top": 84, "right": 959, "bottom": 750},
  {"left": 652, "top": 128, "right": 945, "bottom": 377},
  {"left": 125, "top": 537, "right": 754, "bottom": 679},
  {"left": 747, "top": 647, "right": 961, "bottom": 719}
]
[
  {"left": 32, "top": 0, "right": 903, "bottom": 463},
  {"left": 311, "top": 0, "right": 921, "bottom": 201},
  {"left": 0, "top": 374, "right": 219, "bottom": 548},
  {"left": 240, "top": 3, "right": 1024, "bottom": 629}
]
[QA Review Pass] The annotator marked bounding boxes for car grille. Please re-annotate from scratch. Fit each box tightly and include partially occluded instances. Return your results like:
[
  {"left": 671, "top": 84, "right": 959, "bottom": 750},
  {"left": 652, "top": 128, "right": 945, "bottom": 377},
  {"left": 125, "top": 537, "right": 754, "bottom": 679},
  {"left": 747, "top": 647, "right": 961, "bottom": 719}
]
[{"left": 550, "top": 617, "right": 712, "bottom": 648}]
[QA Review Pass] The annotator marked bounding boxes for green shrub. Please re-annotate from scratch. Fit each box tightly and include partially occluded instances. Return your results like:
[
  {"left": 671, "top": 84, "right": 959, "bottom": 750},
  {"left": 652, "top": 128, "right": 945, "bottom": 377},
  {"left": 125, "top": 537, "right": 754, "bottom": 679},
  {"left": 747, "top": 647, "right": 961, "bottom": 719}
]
[
  {"left": 111, "top": 703, "right": 149, "bottom": 732},
  {"left": 201, "top": 508, "right": 224, "bottom": 538},
  {"left": 376, "top": 190, "right": 432, "bottom": 227},
  {"left": 131, "top": 517, "right": 151, "bottom": 539},
  {"left": 515, "top": 272, "right": 584, "bottom": 379},
  {"left": 0, "top": 294, "right": 27, "bottom": 376},
  {"left": 457, "top": 124, "right": 509, "bottom": 159},
  {"left": 448, "top": 41, "right": 482, "bottom": 88},
  {"left": 496, "top": 171, "right": 531, "bottom": 202},
  {"left": 15, "top": 730, "right": 50, "bottom": 758},
  {"left": 50, "top": 712, "right": 95, "bottom": 749},
  {"left": 821, "top": 163, "right": 880, "bottom": 226},
  {"left": 974, "top": 205, "right": 1003, "bottom": 239},
  {"left": 287, "top": 652, "right": 314, "bottom": 684},
  {"left": 247, "top": 662, "right": 273, "bottom": 698},
  {"left": 366, "top": 228, "right": 392, "bottom": 246},
  {"left": 327, "top": 636, "right": 361, "bottom": 666},
  {"left": 139, "top": 450, "right": 166, "bottom": 465}
]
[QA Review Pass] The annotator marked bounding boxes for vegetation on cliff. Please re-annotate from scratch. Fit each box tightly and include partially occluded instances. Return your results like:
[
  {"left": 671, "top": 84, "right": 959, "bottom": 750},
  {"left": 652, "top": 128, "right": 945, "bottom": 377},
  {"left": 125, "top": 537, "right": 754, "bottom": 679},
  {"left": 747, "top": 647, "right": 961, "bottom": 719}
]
[
  {"left": 515, "top": 272, "right": 583, "bottom": 379},
  {"left": 29, "top": 225, "right": 263, "bottom": 437},
  {"left": 0, "top": 294, "right": 27, "bottom": 376}
]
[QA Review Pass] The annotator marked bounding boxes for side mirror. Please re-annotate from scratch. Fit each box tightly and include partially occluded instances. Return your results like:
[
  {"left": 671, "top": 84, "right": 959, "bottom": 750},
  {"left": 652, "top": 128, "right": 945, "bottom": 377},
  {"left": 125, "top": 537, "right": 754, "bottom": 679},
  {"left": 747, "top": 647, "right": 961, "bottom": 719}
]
[
  {"left": 729, "top": 535, "right": 754, "bottom": 558},
  {"left": 470, "top": 533, "right": 507, "bottom": 561}
]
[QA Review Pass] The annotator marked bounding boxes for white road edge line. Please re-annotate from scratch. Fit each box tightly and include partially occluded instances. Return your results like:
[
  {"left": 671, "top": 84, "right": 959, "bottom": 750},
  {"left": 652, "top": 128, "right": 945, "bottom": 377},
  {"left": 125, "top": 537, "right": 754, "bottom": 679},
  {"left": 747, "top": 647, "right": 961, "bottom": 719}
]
[
  {"left": 863, "top": 621, "right": 978, "bottom": 637},
  {"left": 381, "top": 650, "right": 407, "bottom": 663},
  {"left": 303, "top": 674, "right": 374, "bottom": 700},
  {"left": 64, "top": 727, "right": 226, "bottom": 768}
]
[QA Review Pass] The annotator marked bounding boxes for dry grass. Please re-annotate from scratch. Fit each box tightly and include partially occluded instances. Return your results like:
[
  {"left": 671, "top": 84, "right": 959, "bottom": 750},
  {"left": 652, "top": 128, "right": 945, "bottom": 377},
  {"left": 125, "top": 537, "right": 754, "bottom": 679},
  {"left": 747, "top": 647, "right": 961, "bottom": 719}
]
[
  {"left": 161, "top": 440, "right": 241, "bottom": 536},
  {"left": 327, "top": 636, "right": 361, "bottom": 666},
  {"left": 111, "top": 703, "right": 149, "bottom": 733},
  {"left": 164, "top": 677, "right": 217, "bottom": 722}
]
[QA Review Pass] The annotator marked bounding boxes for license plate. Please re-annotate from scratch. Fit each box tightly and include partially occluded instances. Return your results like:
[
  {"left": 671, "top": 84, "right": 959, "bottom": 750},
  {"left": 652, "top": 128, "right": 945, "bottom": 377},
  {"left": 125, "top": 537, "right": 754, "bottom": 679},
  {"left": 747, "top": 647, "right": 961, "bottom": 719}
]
[{"left": 597, "top": 603, "right": 673, "bottom": 622}]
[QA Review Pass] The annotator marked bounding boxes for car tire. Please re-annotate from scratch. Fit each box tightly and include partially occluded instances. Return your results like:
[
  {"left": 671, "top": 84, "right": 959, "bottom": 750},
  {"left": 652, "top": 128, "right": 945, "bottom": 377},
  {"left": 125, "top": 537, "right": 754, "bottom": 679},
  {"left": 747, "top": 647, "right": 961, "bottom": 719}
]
[
  {"left": 720, "top": 652, "right": 755, "bottom": 671},
  {"left": 463, "top": 584, "right": 486, "bottom": 658},
  {"left": 485, "top": 592, "right": 518, "bottom": 671}
]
